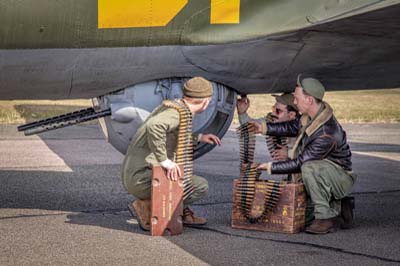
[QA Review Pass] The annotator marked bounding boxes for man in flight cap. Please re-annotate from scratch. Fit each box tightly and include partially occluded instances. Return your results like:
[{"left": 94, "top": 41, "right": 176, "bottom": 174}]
[
  {"left": 252, "top": 75, "right": 356, "bottom": 234},
  {"left": 122, "top": 77, "right": 221, "bottom": 231},
  {"left": 237, "top": 92, "right": 300, "bottom": 161}
]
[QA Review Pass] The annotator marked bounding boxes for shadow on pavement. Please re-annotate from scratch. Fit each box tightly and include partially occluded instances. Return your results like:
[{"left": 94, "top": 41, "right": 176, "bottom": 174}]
[{"left": 2, "top": 125, "right": 400, "bottom": 265}]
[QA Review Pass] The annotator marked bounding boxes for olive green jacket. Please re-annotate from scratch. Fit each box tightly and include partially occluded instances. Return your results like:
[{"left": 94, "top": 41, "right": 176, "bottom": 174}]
[
  {"left": 123, "top": 105, "right": 179, "bottom": 177},
  {"left": 122, "top": 104, "right": 197, "bottom": 178}
]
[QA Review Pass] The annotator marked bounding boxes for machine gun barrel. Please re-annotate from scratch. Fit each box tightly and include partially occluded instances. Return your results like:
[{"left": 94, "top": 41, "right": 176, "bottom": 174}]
[
  {"left": 17, "top": 107, "right": 111, "bottom": 136},
  {"left": 17, "top": 107, "right": 95, "bottom": 132}
]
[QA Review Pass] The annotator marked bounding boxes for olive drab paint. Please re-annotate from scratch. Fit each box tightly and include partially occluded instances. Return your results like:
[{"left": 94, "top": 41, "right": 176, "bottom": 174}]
[
  {"left": 1, "top": 0, "right": 399, "bottom": 49},
  {"left": 1, "top": 0, "right": 399, "bottom": 101}
]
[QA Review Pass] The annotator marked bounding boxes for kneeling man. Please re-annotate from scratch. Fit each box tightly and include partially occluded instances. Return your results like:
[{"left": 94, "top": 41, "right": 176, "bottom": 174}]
[
  {"left": 122, "top": 77, "right": 221, "bottom": 231},
  {"left": 255, "top": 75, "right": 356, "bottom": 234}
]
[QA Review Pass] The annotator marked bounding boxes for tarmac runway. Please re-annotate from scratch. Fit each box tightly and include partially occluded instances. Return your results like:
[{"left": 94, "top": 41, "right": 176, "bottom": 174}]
[{"left": 0, "top": 123, "right": 399, "bottom": 266}]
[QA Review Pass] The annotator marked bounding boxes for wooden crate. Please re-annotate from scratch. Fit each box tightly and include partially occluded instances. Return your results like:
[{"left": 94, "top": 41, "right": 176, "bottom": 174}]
[
  {"left": 232, "top": 179, "right": 306, "bottom": 234},
  {"left": 151, "top": 165, "right": 184, "bottom": 236}
]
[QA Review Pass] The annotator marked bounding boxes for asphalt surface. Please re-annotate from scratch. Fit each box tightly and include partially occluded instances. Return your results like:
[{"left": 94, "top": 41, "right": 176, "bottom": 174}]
[{"left": 1, "top": 123, "right": 399, "bottom": 266}]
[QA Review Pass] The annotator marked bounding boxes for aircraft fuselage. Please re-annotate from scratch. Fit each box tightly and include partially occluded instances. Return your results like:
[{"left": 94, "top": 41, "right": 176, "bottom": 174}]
[{"left": 1, "top": 0, "right": 400, "bottom": 99}]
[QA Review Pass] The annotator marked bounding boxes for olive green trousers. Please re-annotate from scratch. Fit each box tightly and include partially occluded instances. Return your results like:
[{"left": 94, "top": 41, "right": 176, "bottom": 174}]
[
  {"left": 301, "top": 160, "right": 356, "bottom": 220},
  {"left": 123, "top": 167, "right": 208, "bottom": 207}
]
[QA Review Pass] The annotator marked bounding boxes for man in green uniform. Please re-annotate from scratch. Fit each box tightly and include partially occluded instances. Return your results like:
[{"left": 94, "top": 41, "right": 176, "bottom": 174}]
[
  {"left": 254, "top": 75, "right": 356, "bottom": 234},
  {"left": 236, "top": 92, "right": 299, "bottom": 161},
  {"left": 122, "top": 77, "right": 221, "bottom": 231}
]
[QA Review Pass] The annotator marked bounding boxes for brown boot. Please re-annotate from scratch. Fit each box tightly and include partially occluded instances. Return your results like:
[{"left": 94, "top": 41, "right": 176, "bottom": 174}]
[
  {"left": 128, "top": 199, "right": 151, "bottom": 231},
  {"left": 182, "top": 207, "right": 207, "bottom": 226},
  {"left": 305, "top": 218, "right": 336, "bottom": 234},
  {"left": 340, "top": 196, "right": 355, "bottom": 229}
]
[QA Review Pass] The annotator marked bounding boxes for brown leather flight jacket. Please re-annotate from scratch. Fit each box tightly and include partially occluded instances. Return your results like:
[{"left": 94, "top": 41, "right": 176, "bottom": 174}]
[{"left": 265, "top": 103, "right": 352, "bottom": 174}]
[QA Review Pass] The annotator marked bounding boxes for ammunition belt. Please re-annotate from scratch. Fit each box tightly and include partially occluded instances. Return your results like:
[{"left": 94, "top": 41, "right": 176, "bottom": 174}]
[
  {"left": 236, "top": 122, "right": 284, "bottom": 223},
  {"left": 265, "top": 113, "right": 288, "bottom": 158},
  {"left": 162, "top": 100, "right": 194, "bottom": 200}
]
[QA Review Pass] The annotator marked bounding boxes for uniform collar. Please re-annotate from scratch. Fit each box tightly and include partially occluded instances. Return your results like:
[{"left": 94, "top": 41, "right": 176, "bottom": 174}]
[{"left": 300, "top": 102, "right": 333, "bottom": 136}]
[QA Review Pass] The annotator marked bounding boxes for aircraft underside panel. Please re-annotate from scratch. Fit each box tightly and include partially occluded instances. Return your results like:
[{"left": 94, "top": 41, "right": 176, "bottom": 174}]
[{"left": 0, "top": 4, "right": 399, "bottom": 99}]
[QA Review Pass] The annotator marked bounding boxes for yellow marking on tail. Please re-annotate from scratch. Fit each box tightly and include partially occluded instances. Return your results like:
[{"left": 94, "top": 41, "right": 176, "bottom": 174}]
[
  {"left": 98, "top": 0, "right": 188, "bottom": 28},
  {"left": 98, "top": 0, "right": 241, "bottom": 28},
  {"left": 210, "top": 0, "right": 240, "bottom": 24}
]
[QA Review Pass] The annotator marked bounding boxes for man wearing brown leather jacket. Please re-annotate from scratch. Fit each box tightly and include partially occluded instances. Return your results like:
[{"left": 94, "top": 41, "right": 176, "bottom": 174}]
[{"left": 254, "top": 75, "right": 356, "bottom": 234}]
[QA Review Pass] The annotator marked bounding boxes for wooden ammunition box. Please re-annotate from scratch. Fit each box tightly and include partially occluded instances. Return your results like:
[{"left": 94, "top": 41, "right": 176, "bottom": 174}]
[
  {"left": 232, "top": 179, "right": 306, "bottom": 234},
  {"left": 151, "top": 165, "right": 184, "bottom": 236}
]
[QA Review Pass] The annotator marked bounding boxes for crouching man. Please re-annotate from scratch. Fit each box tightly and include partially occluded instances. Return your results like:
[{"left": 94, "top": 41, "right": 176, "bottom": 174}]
[
  {"left": 122, "top": 77, "right": 221, "bottom": 231},
  {"left": 236, "top": 92, "right": 299, "bottom": 161},
  {"left": 254, "top": 75, "right": 356, "bottom": 234}
]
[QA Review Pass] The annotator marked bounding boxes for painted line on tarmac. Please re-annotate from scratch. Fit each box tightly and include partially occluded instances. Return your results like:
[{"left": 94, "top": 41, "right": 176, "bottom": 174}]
[
  {"left": 353, "top": 151, "right": 400, "bottom": 162},
  {"left": 188, "top": 225, "right": 400, "bottom": 264},
  {"left": 352, "top": 189, "right": 400, "bottom": 195},
  {"left": 0, "top": 212, "right": 69, "bottom": 220},
  {"left": 0, "top": 208, "right": 127, "bottom": 221}
]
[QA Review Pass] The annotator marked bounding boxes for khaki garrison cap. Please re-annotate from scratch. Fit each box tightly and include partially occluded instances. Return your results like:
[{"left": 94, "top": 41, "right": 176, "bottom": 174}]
[
  {"left": 272, "top": 92, "right": 298, "bottom": 111},
  {"left": 183, "top": 77, "right": 213, "bottom": 98},
  {"left": 297, "top": 74, "right": 325, "bottom": 100}
]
